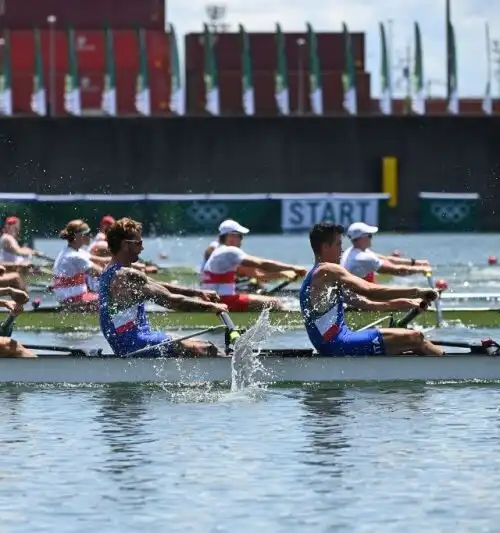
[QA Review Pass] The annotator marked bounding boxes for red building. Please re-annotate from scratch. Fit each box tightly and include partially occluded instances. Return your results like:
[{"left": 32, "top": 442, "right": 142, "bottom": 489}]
[
  {"left": 1, "top": 0, "right": 171, "bottom": 115},
  {"left": 184, "top": 30, "right": 371, "bottom": 115}
]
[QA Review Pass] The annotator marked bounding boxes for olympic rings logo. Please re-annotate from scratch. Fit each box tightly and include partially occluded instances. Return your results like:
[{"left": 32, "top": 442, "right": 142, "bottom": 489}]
[
  {"left": 430, "top": 202, "right": 471, "bottom": 224},
  {"left": 186, "top": 203, "right": 229, "bottom": 225}
]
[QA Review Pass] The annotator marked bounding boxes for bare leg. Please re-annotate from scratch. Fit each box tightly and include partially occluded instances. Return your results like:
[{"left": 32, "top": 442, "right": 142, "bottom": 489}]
[
  {"left": 0, "top": 337, "right": 36, "bottom": 358},
  {"left": 173, "top": 339, "right": 222, "bottom": 357},
  {"left": 379, "top": 328, "right": 444, "bottom": 356},
  {"left": 0, "top": 272, "right": 27, "bottom": 292}
]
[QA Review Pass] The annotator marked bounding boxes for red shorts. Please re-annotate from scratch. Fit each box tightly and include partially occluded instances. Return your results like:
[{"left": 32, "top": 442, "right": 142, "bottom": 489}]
[
  {"left": 220, "top": 293, "right": 251, "bottom": 312},
  {"left": 62, "top": 292, "right": 98, "bottom": 304}
]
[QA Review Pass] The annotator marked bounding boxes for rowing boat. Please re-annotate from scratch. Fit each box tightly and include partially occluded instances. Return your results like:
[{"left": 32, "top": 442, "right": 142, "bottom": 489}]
[
  {"left": 1, "top": 306, "right": 499, "bottom": 331},
  {"left": 2, "top": 347, "right": 500, "bottom": 384}
]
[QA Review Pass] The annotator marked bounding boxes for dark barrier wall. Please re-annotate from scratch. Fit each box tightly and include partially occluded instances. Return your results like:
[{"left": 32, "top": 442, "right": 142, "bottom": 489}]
[{"left": 1, "top": 116, "right": 499, "bottom": 230}]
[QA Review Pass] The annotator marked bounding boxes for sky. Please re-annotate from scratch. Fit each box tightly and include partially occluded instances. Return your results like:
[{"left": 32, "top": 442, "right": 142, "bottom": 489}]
[{"left": 167, "top": 0, "right": 500, "bottom": 98}]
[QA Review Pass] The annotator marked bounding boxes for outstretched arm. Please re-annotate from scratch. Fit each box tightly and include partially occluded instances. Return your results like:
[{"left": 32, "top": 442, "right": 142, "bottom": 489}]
[
  {"left": 377, "top": 260, "right": 430, "bottom": 276},
  {"left": 112, "top": 269, "right": 227, "bottom": 313},
  {"left": 314, "top": 263, "right": 437, "bottom": 302},
  {"left": 344, "top": 290, "right": 420, "bottom": 311},
  {"left": 241, "top": 255, "right": 307, "bottom": 277}
]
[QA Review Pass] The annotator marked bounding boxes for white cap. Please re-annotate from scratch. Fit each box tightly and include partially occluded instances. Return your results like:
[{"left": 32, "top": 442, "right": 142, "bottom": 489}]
[
  {"left": 218, "top": 219, "right": 250, "bottom": 236},
  {"left": 346, "top": 222, "right": 379, "bottom": 240}
]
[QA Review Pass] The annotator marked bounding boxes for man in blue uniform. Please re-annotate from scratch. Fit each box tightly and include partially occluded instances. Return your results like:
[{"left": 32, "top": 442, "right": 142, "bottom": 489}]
[
  {"left": 299, "top": 223, "right": 443, "bottom": 356},
  {"left": 99, "top": 217, "right": 228, "bottom": 358}
]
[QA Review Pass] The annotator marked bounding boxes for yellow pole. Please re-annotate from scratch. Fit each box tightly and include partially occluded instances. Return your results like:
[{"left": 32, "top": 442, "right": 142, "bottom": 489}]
[{"left": 382, "top": 156, "right": 398, "bottom": 208}]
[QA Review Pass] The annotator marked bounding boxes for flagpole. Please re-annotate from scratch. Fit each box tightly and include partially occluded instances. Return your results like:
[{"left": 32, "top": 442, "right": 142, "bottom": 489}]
[
  {"left": 387, "top": 18, "right": 394, "bottom": 102},
  {"left": 297, "top": 37, "right": 305, "bottom": 115}
]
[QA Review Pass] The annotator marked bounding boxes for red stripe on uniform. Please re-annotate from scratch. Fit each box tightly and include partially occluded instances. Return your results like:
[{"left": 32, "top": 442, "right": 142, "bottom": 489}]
[
  {"left": 52, "top": 272, "right": 86, "bottom": 288},
  {"left": 115, "top": 321, "right": 136, "bottom": 334},
  {"left": 202, "top": 271, "right": 236, "bottom": 283},
  {"left": 323, "top": 324, "right": 340, "bottom": 342},
  {"left": 364, "top": 272, "right": 375, "bottom": 283}
]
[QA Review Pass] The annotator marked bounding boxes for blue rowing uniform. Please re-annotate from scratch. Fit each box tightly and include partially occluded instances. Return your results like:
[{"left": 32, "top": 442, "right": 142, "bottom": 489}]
[
  {"left": 299, "top": 263, "right": 386, "bottom": 356},
  {"left": 98, "top": 263, "right": 172, "bottom": 357}
]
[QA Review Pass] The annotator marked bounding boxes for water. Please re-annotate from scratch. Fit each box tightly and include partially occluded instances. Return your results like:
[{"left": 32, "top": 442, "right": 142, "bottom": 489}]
[
  {"left": 4, "top": 233, "right": 500, "bottom": 531},
  {"left": 2, "top": 383, "right": 500, "bottom": 532}
]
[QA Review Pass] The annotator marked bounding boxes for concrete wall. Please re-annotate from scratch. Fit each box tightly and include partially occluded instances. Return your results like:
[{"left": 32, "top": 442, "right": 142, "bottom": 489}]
[{"left": 1, "top": 116, "right": 498, "bottom": 230}]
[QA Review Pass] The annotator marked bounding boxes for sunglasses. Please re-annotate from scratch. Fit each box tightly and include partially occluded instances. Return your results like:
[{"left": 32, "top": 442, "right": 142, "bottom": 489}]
[{"left": 125, "top": 239, "right": 143, "bottom": 246}]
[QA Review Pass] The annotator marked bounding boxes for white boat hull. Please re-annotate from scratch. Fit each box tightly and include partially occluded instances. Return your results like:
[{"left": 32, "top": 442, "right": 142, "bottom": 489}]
[{"left": 1, "top": 354, "right": 500, "bottom": 384}]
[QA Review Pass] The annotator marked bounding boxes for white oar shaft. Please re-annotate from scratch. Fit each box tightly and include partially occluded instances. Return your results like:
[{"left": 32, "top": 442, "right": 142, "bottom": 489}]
[
  {"left": 426, "top": 273, "right": 443, "bottom": 327},
  {"left": 121, "top": 324, "right": 225, "bottom": 358},
  {"left": 357, "top": 315, "right": 391, "bottom": 332}
]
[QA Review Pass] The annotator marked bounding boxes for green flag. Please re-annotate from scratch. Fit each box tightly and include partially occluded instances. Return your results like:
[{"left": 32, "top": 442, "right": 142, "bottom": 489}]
[
  {"left": 31, "top": 27, "right": 46, "bottom": 116},
  {"left": 411, "top": 22, "right": 425, "bottom": 115},
  {"left": 135, "top": 27, "right": 151, "bottom": 116},
  {"left": 446, "top": 0, "right": 458, "bottom": 114},
  {"left": 102, "top": 24, "right": 116, "bottom": 116},
  {"left": 275, "top": 23, "right": 289, "bottom": 115},
  {"left": 240, "top": 24, "right": 254, "bottom": 115},
  {"left": 307, "top": 22, "right": 322, "bottom": 115},
  {"left": 342, "top": 23, "right": 357, "bottom": 115},
  {"left": 482, "top": 22, "right": 492, "bottom": 115},
  {"left": 64, "top": 26, "right": 81, "bottom": 115},
  {"left": 203, "top": 23, "right": 219, "bottom": 115},
  {"left": 169, "top": 23, "right": 184, "bottom": 115},
  {"left": 379, "top": 22, "right": 391, "bottom": 115},
  {"left": 0, "top": 30, "right": 13, "bottom": 116}
]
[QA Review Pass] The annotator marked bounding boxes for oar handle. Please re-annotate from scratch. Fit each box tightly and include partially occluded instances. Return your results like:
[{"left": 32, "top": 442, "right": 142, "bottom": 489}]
[
  {"left": 219, "top": 312, "right": 241, "bottom": 354},
  {"left": 394, "top": 299, "right": 430, "bottom": 328}
]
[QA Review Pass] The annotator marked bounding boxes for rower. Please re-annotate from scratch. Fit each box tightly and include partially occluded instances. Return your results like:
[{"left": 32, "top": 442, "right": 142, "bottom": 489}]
[
  {"left": 52, "top": 220, "right": 104, "bottom": 312},
  {"left": 0, "top": 216, "right": 41, "bottom": 290},
  {"left": 88, "top": 215, "right": 115, "bottom": 257},
  {"left": 201, "top": 219, "right": 307, "bottom": 311},
  {"left": 300, "top": 223, "right": 443, "bottom": 356},
  {"left": 99, "top": 217, "right": 228, "bottom": 357},
  {"left": 341, "top": 222, "right": 431, "bottom": 282},
  {"left": 0, "top": 286, "right": 35, "bottom": 357}
]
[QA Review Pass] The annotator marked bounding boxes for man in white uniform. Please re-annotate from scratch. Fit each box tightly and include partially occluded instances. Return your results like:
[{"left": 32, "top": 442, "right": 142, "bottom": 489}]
[
  {"left": 201, "top": 220, "right": 307, "bottom": 311},
  {"left": 200, "top": 219, "right": 298, "bottom": 290},
  {"left": 341, "top": 222, "right": 431, "bottom": 283}
]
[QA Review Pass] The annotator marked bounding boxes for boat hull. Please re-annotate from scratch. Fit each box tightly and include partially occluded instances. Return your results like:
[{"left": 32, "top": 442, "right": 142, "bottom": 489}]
[
  {"left": 4, "top": 307, "right": 500, "bottom": 331},
  {"left": 1, "top": 353, "right": 500, "bottom": 384}
]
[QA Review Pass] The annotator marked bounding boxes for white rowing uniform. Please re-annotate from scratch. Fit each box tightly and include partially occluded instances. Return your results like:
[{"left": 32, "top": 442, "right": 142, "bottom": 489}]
[
  {"left": 199, "top": 239, "right": 220, "bottom": 278},
  {"left": 201, "top": 245, "right": 246, "bottom": 295},
  {"left": 52, "top": 245, "right": 95, "bottom": 303},
  {"left": 340, "top": 246, "right": 383, "bottom": 283},
  {"left": 0, "top": 234, "right": 27, "bottom": 264},
  {"left": 81, "top": 249, "right": 100, "bottom": 292}
]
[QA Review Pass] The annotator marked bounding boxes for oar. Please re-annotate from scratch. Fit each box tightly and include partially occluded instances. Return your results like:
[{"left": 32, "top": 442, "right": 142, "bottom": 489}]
[
  {"left": 105, "top": 323, "right": 228, "bottom": 358},
  {"left": 356, "top": 314, "right": 392, "bottom": 331},
  {"left": 393, "top": 299, "right": 432, "bottom": 328},
  {"left": 24, "top": 325, "right": 227, "bottom": 359},
  {"left": 426, "top": 338, "right": 500, "bottom": 356},
  {"left": 35, "top": 252, "right": 55, "bottom": 263},
  {"left": 236, "top": 277, "right": 261, "bottom": 293},
  {"left": 259, "top": 275, "right": 299, "bottom": 296},
  {"left": 425, "top": 271, "right": 443, "bottom": 327},
  {"left": 20, "top": 344, "right": 88, "bottom": 357}
]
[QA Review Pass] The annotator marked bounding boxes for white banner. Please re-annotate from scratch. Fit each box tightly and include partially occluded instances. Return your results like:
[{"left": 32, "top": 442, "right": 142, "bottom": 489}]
[{"left": 281, "top": 195, "right": 387, "bottom": 231}]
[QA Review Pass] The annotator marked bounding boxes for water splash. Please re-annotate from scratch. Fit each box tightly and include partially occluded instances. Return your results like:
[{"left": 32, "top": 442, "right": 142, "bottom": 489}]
[{"left": 231, "top": 308, "right": 282, "bottom": 392}]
